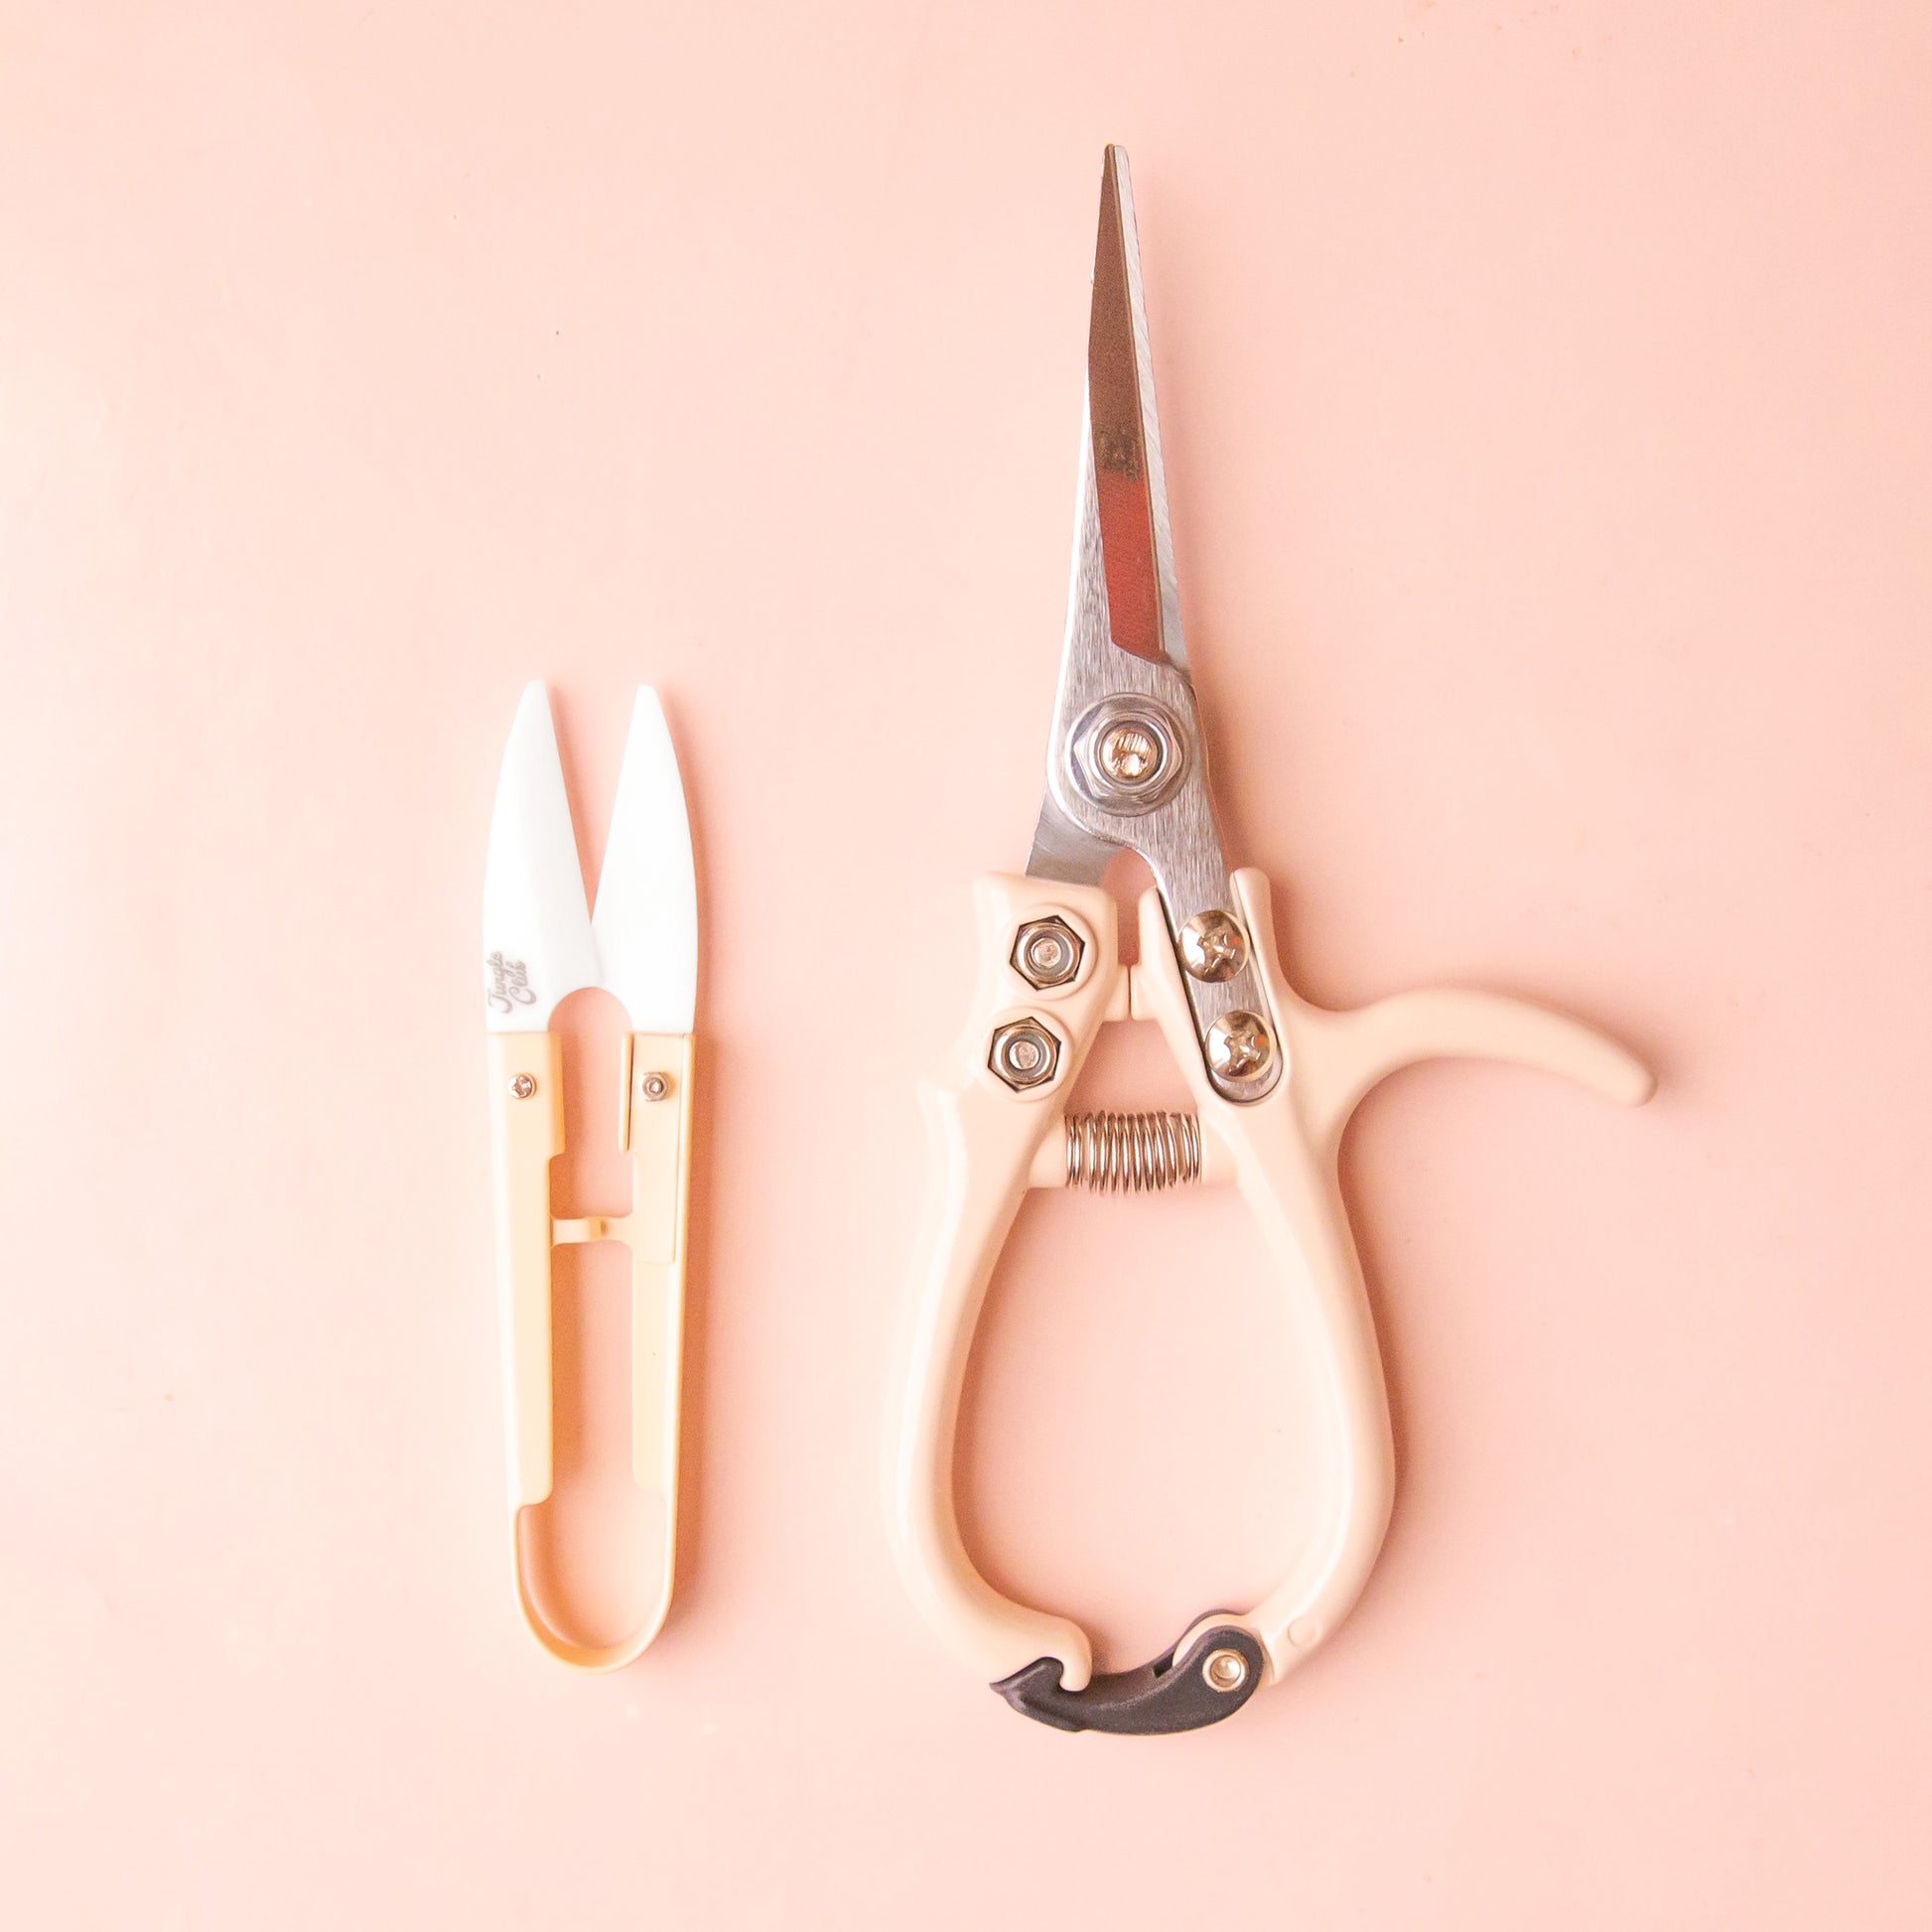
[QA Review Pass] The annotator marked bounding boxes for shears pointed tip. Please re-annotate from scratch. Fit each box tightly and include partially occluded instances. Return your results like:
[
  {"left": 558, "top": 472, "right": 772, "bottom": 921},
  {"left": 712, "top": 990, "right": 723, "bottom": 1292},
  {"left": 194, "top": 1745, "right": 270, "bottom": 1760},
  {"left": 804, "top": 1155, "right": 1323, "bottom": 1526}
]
[
  {"left": 627, "top": 682, "right": 670, "bottom": 739},
  {"left": 1083, "top": 142, "right": 1184, "bottom": 672},
  {"left": 510, "top": 678, "right": 553, "bottom": 728},
  {"left": 1098, "top": 147, "right": 1131, "bottom": 250},
  {"left": 614, "top": 686, "right": 686, "bottom": 796},
  {"left": 499, "top": 684, "right": 568, "bottom": 796}
]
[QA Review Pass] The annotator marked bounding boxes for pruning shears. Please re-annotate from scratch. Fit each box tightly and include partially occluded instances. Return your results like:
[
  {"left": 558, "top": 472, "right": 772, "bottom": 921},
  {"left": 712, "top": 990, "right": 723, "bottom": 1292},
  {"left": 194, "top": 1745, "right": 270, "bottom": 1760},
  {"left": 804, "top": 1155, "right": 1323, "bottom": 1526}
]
[{"left": 887, "top": 148, "right": 1652, "bottom": 1735}]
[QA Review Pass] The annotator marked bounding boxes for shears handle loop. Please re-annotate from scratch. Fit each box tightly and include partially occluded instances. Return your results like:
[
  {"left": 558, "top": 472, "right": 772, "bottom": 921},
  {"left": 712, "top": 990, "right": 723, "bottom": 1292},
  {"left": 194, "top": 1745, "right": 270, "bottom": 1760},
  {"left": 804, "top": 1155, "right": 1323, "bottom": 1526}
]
[{"left": 888, "top": 871, "right": 1650, "bottom": 1731}]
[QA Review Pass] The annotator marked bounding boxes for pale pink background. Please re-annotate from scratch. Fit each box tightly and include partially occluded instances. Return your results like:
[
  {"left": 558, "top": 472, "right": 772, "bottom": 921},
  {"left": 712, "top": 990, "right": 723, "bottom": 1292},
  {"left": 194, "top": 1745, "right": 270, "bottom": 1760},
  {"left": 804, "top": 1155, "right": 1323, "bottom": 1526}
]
[{"left": 4, "top": 3, "right": 1930, "bottom": 1926}]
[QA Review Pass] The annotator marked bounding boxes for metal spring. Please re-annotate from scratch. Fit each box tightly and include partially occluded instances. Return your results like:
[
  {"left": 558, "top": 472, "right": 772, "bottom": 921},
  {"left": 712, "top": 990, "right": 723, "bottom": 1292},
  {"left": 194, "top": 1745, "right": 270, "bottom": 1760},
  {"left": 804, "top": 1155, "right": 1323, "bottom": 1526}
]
[{"left": 1063, "top": 1111, "right": 1202, "bottom": 1192}]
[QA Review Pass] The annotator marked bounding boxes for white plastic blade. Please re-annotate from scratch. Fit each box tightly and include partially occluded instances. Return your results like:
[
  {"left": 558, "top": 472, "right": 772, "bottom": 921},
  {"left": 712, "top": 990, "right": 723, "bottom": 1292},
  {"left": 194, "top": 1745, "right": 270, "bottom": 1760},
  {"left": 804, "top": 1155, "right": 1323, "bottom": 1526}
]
[
  {"left": 592, "top": 687, "right": 697, "bottom": 1034},
  {"left": 483, "top": 682, "right": 601, "bottom": 1031}
]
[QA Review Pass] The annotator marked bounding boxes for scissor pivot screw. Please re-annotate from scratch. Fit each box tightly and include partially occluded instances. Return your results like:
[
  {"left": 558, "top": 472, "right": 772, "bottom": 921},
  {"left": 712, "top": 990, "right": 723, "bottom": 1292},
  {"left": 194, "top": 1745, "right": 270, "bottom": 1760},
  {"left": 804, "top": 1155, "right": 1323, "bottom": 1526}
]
[
  {"left": 1206, "top": 1010, "right": 1273, "bottom": 1079},
  {"left": 990, "top": 1018, "right": 1061, "bottom": 1091},
  {"left": 509, "top": 1073, "right": 538, "bottom": 1099},
  {"left": 1013, "top": 916, "right": 1085, "bottom": 990},
  {"left": 1179, "top": 910, "right": 1248, "bottom": 983},
  {"left": 1100, "top": 724, "right": 1158, "bottom": 782},
  {"left": 1070, "top": 697, "right": 1186, "bottom": 813},
  {"left": 1201, "top": 1647, "right": 1249, "bottom": 1694},
  {"left": 639, "top": 1071, "right": 671, "bottom": 1102}
]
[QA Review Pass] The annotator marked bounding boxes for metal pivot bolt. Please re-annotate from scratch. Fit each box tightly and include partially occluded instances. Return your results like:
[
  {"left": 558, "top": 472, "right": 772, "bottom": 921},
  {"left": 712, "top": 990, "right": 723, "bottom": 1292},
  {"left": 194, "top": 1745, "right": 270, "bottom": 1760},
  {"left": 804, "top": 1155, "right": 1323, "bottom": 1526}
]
[
  {"left": 1179, "top": 909, "right": 1248, "bottom": 982},
  {"left": 1012, "top": 916, "right": 1085, "bottom": 990},
  {"left": 639, "top": 1071, "right": 671, "bottom": 1102},
  {"left": 1201, "top": 1648, "right": 1249, "bottom": 1694},
  {"left": 509, "top": 1073, "right": 537, "bottom": 1099},
  {"left": 1099, "top": 723, "right": 1159, "bottom": 783},
  {"left": 1069, "top": 696, "right": 1185, "bottom": 813},
  {"left": 1206, "top": 1010, "right": 1272, "bottom": 1079},
  {"left": 989, "top": 1018, "right": 1061, "bottom": 1091}
]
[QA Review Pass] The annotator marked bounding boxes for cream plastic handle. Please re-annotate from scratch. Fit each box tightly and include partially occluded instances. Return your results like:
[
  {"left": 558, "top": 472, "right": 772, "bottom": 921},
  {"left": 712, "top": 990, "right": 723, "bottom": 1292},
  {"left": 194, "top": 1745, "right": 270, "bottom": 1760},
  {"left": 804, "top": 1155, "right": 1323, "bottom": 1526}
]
[
  {"left": 487, "top": 1032, "right": 694, "bottom": 1671},
  {"left": 1138, "top": 871, "right": 1650, "bottom": 1679},
  {"left": 889, "top": 875, "right": 1124, "bottom": 1691},
  {"left": 888, "top": 870, "right": 1652, "bottom": 1694}
]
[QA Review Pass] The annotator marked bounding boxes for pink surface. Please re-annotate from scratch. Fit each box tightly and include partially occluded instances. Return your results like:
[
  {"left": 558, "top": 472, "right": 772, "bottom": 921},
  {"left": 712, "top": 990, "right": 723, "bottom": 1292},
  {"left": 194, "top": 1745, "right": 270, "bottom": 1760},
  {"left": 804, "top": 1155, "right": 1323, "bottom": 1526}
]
[{"left": 4, "top": 3, "right": 1931, "bottom": 1925}]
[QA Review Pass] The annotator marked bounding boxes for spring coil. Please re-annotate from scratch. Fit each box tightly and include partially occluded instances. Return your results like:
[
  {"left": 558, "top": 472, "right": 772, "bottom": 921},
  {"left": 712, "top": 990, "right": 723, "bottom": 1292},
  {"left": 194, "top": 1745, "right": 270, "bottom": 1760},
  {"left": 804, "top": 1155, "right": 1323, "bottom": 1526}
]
[{"left": 1063, "top": 1111, "right": 1202, "bottom": 1192}]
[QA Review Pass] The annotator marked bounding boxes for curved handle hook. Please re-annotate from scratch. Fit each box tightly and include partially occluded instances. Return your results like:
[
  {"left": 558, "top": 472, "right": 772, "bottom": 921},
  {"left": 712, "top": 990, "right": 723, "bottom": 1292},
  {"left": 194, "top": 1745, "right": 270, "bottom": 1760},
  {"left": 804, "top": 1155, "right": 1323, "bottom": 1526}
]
[{"left": 1271, "top": 906, "right": 1653, "bottom": 1156}]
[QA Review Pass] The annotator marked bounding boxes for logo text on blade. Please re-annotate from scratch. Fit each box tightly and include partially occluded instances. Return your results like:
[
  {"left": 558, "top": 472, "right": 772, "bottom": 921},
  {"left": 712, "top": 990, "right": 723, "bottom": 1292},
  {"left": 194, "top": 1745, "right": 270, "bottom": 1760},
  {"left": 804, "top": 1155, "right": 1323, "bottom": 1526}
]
[{"left": 486, "top": 952, "right": 537, "bottom": 1014}]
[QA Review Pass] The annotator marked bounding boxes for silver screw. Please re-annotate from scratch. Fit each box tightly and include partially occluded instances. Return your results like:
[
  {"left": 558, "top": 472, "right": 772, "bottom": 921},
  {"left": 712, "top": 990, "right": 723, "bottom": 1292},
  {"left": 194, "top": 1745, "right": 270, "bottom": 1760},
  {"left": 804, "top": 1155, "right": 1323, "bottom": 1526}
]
[
  {"left": 1206, "top": 1010, "right": 1272, "bottom": 1079},
  {"left": 1098, "top": 723, "right": 1161, "bottom": 785},
  {"left": 639, "top": 1072, "right": 671, "bottom": 1102},
  {"left": 509, "top": 1073, "right": 537, "bottom": 1099},
  {"left": 1070, "top": 697, "right": 1186, "bottom": 813},
  {"left": 989, "top": 1018, "right": 1060, "bottom": 1092},
  {"left": 1179, "top": 910, "right": 1248, "bottom": 983},
  {"left": 1012, "top": 916, "right": 1084, "bottom": 990},
  {"left": 1202, "top": 1648, "right": 1248, "bottom": 1694}
]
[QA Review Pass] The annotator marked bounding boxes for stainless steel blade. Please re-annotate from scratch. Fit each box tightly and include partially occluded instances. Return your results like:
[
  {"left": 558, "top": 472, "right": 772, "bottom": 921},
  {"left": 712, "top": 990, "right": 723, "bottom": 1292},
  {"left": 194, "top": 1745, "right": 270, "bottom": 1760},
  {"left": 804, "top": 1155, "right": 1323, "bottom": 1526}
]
[
  {"left": 1088, "top": 143, "right": 1187, "bottom": 673},
  {"left": 1025, "top": 149, "right": 1280, "bottom": 1102},
  {"left": 483, "top": 682, "right": 602, "bottom": 1032},
  {"left": 1026, "top": 790, "right": 1119, "bottom": 885}
]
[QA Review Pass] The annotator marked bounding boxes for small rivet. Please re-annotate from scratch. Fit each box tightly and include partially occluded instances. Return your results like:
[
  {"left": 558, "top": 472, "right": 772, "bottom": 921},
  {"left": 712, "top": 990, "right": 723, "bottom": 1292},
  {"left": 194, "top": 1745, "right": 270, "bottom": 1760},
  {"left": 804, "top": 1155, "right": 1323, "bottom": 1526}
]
[
  {"left": 640, "top": 1071, "right": 671, "bottom": 1102},
  {"left": 1202, "top": 1647, "right": 1248, "bottom": 1694},
  {"left": 509, "top": 1073, "right": 537, "bottom": 1100}
]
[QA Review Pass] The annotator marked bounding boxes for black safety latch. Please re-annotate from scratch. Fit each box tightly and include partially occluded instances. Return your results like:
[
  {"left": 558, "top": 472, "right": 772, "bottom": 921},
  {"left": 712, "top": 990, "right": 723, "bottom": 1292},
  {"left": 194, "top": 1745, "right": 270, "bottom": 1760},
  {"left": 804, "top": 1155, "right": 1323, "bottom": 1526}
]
[{"left": 992, "top": 1619, "right": 1264, "bottom": 1734}]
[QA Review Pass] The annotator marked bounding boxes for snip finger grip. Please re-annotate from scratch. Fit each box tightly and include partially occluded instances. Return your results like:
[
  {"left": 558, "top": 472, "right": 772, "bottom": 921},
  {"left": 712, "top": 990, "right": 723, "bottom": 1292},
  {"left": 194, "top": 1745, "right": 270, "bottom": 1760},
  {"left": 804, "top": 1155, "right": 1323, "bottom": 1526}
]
[{"left": 488, "top": 1032, "right": 694, "bottom": 1671}]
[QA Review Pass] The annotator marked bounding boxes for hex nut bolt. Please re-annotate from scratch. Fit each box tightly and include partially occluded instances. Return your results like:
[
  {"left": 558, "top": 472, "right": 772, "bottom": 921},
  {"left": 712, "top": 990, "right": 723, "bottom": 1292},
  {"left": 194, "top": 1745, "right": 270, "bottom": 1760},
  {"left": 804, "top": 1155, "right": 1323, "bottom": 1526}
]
[
  {"left": 1070, "top": 696, "right": 1186, "bottom": 813},
  {"left": 989, "top": 1018, "right": 1061, "bottom": 1091},
  {"left": 1179, "top": 909, "right": 1248, "bottom": 983},
  {"left": 1012, "top": 916, "right": 1085, "bottom": 990},
  {"left": 1206, "top": 1010, "right": 1272, "bottom": 1079}
]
